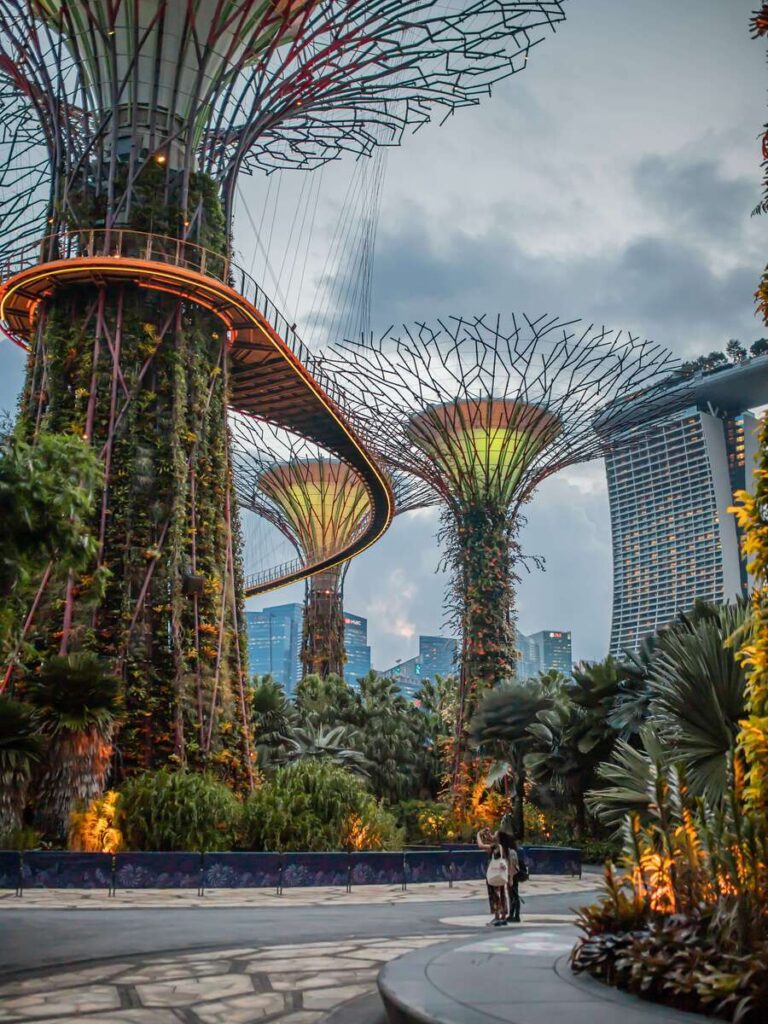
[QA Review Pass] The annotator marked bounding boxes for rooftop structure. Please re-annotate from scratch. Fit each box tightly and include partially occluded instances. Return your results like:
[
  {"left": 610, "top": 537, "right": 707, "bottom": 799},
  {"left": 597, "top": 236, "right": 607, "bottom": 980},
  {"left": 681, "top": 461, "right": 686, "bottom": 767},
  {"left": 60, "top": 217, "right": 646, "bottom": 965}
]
[{"left": 604, "top": 355, "right": 768, "bottom": 654}]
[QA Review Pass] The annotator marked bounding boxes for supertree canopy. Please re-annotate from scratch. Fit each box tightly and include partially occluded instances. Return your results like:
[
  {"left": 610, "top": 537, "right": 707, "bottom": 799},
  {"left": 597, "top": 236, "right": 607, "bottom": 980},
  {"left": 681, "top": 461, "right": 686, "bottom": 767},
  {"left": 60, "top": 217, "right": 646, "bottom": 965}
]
[
  {"left": 261, "top": 458, "right": 369, "bottom": 678},
  {"left": 232, "top": 416, "right": 430, "bottom": 678},
  {"left": 0, "top": 0, "right": 566, "bottom": 249},
  {"left": 0, "top": 1, "right": 566, "bottom": 784},
  {"left": 326, "top": 314, "right": 680, "bottom": 801}
]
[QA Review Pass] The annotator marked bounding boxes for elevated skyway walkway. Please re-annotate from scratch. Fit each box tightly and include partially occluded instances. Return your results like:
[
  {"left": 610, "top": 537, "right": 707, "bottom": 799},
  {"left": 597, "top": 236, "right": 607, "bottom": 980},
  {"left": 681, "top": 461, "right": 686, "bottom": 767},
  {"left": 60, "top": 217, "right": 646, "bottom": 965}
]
[{"left": 0, "top": 230, "right": 393, "bottom": 594}]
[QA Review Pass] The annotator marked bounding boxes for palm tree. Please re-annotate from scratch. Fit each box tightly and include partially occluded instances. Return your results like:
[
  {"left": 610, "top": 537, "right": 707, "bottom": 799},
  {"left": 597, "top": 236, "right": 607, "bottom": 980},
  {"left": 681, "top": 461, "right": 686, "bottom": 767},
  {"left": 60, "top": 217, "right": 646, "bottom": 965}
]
[
  {"left": 585, "top": 602, "right": 749, "bottom": 827},
  {"left": 251, "top": 675, "right": 297, "bottom": 771},
  {"left": 27, "top": 652, "right": 121, "bottom": 840},
  {"left": 413, "top": 674, "right": 457, "bottom": 798},
  {"left": 648, "top": 601, "right": 748, "bottom": 802},
  {"left": 0, "top": 695, "right": 41, "bottom": 835},
  {"left": 585, "top": 727, "right": 666, "bottom": 833},
  {"left": 294, "top": 672, "right": 357, "bottom": 727},
  {"left": 351, "top": 673, "right": 422, "bottom": 803},
  {"left": 469, "top": 680, "right": 554, "bottom": 839},
  {"left": 280, "top": 721, "right": 371, "bottom": 779}
]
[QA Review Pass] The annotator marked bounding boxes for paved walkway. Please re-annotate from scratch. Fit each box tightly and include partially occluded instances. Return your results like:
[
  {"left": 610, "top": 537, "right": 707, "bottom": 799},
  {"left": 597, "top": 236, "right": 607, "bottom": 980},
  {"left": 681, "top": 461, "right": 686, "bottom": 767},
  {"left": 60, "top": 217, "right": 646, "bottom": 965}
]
[
  {"left": 0, "top": 934, "right": 468, "bottom": 1023},
  {"left": 0, "top": 878, "right": 601, "bottom": 1022},
  {"left": 0, "top": 876, "right": 596, "bottom": 910},
  {"left": 378, "top": 931, "right": 702, "bottom": 1024}
]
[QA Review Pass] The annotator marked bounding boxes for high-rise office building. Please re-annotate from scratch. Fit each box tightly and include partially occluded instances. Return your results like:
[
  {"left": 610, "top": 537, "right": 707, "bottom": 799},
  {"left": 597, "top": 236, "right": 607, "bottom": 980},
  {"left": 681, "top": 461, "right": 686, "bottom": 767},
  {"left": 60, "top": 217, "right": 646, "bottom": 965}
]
[
  {"left": 343, "top": 612, "right": 371, "bottom": 685},
  {"left": 605, "top": 357, "right": 767, "bottom": 655},
  {"left": 380, "top": 655, "right": 423, "bottom": 700},
  {"left": 245, "top": 604, "right": 302, "bottom": 695},
  {"left": 379, "top": 634, "right": 459, "bottom": 698},
  {"left": 247, "top": 604, "right": 372, "bottom": 692},
  {"left": 516, "top": 629, "right": 572, "bottom": 679},
  {"left": 516, "top": 631, "right": 538, "bottom": 680},
  {"left": 419, "top": 635, "right": 458, "bottom": 679}
]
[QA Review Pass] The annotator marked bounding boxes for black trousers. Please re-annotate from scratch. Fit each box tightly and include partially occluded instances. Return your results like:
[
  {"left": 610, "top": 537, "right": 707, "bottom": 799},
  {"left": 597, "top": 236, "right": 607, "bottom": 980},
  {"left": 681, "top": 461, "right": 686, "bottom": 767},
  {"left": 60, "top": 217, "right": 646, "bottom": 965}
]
[{"left": 508, "top": 877, "right": 521, "bottom": 921}]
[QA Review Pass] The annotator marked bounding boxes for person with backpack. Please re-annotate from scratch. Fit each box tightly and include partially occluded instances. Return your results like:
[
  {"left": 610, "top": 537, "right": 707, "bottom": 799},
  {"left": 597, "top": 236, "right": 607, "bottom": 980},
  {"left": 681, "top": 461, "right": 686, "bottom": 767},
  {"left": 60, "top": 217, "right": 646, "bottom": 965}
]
[
  {"left": 484, "top": 837, "right": 510, "bottom": 925},
  {"left": 498, "top": 828, "right": 523, "bottom": 923}
]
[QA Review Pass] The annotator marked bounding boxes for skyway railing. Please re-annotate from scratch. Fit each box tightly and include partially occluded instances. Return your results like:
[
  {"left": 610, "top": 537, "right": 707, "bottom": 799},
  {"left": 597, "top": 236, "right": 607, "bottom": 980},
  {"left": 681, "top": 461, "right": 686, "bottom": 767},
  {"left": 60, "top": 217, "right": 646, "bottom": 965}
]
[{"left": 0, "top": 229, "right": 345, "bottom": 410}]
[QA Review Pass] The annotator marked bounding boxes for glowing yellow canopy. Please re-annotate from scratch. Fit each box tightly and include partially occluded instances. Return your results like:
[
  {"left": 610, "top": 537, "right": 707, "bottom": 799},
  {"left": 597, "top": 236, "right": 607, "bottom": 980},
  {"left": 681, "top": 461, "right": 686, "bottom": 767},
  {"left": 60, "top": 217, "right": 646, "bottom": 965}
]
[
  {"left": 407, "top": 398, "right": 560, "bottom": 504},
  {"left": 258, "top": 459, "right": 371, "bottom": 562}
]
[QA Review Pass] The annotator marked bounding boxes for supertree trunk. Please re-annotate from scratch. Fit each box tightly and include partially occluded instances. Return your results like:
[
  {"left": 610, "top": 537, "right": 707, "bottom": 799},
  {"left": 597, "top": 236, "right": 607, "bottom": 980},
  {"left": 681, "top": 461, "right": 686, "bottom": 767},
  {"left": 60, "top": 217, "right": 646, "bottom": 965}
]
[
  {"left": 449, "top": 503, "right": 517, "bottom": 814},
  {"left": 302, "top": 568, "right": 346, "bottom": 679},
  {"left": 16, "top": 172, "right": 253, "bottom": 787}
]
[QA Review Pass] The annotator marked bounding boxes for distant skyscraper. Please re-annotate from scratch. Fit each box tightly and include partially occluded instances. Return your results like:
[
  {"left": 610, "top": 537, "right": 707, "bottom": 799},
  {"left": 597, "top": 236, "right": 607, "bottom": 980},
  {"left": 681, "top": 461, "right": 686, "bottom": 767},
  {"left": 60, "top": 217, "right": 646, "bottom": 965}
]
[
  {"left": 605, "top": 357, "right": 767, "bottom": 655},
  {"left": 517, "top": 630, "right": 572, "bottom": 679},
  {"left": 245, "top": 604, "right": 302, "bottom": 695},
  {"left": 516, "top": 631, "right": 539, "bottom": 680},
  {"left": 419, "top": 635, "right": 458, "bottom": 679},
  {"left": 378, "top": 634, "right": 459, "bottom": 698},
  {"left": 380, "top": 655, "right": 423, "bottom": 700},
  {"left": 344, "top": 612, "right": 371, "bottom": 685}
]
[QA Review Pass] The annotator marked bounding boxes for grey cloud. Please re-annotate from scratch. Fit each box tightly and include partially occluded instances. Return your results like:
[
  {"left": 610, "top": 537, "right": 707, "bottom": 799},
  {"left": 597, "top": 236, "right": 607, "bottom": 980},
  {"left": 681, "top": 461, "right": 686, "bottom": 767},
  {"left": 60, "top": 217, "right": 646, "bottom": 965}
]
[
  {"left": 368, "top": 196, "right": 760, "bottom": 355},
  {"left": 633, "top": 156, "right": 757, "bottom": 243}
]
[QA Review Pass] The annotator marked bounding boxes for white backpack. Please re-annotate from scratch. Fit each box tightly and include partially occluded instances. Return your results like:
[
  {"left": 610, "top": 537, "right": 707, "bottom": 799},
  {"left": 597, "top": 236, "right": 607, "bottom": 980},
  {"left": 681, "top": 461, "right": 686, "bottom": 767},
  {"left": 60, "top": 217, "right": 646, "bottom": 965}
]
[{"left": 486, "top": 850, "right": 509, "bottom": 887}]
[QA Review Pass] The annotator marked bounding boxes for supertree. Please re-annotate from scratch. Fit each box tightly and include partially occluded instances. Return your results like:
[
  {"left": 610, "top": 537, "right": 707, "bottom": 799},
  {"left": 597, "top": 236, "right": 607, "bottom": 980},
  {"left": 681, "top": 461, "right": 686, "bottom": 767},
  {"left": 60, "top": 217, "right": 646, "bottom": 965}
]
[
  {"left": 232, "top": 417, "right": 430, "bottom": 678},
  {"left": 325, "top": 314, "right": 680, "bottom": 806},
  {"left": 0, "top": 0, "right": 566, "bottom": 781}
]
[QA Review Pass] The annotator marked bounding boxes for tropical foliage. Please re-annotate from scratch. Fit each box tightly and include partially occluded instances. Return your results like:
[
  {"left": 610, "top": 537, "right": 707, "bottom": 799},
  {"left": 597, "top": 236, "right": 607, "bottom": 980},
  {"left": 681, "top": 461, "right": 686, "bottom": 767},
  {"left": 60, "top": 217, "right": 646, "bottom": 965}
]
[
  {"left": 69, "top": 790, "right": 123, "bottom": 853},
  {"left": 0, "top": 428, "right": 102, "bottom": 657},
  {"left": 26, "top": 653, "right": 121, "bottom": 840},
  {"left": 117, "top": 768, "right": 240, "bottom": 851},
  {"left": 242, "top": 760, "right": 402, "bottom": 852},
  {"left": 0, "top": 695, "right": 41, "bottom": 835},
  {"left": 255, "top": 671, "right": 446, "bottom": 806},
  {"left": 572, "top": 758, "right": 768, "bottom": 1022}
]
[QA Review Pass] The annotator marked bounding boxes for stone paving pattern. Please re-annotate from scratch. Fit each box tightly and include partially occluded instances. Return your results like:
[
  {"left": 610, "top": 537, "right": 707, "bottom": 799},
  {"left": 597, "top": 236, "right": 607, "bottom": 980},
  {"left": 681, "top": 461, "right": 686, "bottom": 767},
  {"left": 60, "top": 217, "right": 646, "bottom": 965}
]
[
  {"left": 0, "top": 935, "right": 468, "bottom": 1023},
  {"left": 0, "top": 876, "right": 597, "bottom": 910}
]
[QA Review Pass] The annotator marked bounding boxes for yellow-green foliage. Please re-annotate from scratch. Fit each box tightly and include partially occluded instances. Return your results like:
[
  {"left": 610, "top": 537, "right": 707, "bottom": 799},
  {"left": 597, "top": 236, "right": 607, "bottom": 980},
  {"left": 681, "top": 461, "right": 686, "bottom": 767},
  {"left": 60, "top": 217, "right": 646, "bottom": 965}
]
[
  {"left": 117, "top": 768, "right": 241, "bottom": 851},
  {"left": 69, "top": 789, "right": 123, "bottom": 853},
  {"left": 731, "top": 413, "right": 768, "bottom": 815}
]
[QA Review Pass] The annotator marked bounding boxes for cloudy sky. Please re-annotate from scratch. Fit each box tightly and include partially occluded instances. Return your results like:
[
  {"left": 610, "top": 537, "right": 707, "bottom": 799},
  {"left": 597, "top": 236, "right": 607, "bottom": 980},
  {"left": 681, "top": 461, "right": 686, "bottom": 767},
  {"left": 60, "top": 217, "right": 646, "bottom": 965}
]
[
  {"left": 0, "top": 0, "right": 764, "bottom": 669},
  {"left": 249, "top": 0, "right": 767, "bottom": 670}
]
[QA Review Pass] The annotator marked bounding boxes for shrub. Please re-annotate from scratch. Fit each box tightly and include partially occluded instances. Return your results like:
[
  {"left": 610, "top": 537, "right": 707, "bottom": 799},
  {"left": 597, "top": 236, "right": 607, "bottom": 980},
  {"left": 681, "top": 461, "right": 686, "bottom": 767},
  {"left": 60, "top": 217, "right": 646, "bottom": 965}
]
[
  {"left": 242, "top": 760, "right": 401, "bottom": 851},
  {"left": 69, "top": 790, "right": 123, "bottom": 853},
  {"left": 117, "top": 768, "right": 240, "bottom": 851},
  {"left": 0, "top": 826, "right": 43, "bottom": 850},
  {"left": 577, "top": 837, "right": 622, "bottom": 864},
  {"left": 395, "top": 800, "right": 458, "bottom": 845},
  {"left": 343, "top": 796, "right": 404, "bottom": 851}
]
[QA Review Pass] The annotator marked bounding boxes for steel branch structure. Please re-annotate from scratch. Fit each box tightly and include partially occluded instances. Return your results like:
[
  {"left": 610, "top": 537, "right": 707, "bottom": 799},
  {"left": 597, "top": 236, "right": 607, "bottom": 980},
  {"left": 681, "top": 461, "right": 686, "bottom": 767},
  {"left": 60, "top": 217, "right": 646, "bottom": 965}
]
[
  {"left": 0, "top": 0, "right": 565, "bottom": 783},
  {"left": 0, "top": 0, "right": 566, "bottom": 253},
  {"left": 232, "top": 416, "right": 430, "bottom": 677},
  {"left": 326, "top": 313, "right": 680, "bottom": 803}
]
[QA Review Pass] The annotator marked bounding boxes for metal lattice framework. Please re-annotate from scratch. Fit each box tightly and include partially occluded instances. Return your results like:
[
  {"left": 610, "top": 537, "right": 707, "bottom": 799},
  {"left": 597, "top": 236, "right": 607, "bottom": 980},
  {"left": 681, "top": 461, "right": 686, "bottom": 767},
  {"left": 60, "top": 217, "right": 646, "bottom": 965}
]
[
  {"left": 232, "top": 414, "right": 431, "bottom": 676},
  {"left": 0, "top": 0, "right": 567, "bottom": 785},
  {"left": 0, "top": 0, "right": 566, "bottom": 253},
  {"left": 324, "top": 313, "right": 681, "bottom": 801}
]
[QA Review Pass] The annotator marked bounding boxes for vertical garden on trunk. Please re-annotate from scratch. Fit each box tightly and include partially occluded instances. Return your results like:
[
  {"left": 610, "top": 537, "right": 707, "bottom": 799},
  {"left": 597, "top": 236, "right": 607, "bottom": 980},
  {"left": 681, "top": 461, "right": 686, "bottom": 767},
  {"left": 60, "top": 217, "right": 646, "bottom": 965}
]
[{"left": 16, "top": 168, "right": 250, "bottom": 783}]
